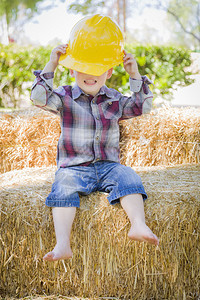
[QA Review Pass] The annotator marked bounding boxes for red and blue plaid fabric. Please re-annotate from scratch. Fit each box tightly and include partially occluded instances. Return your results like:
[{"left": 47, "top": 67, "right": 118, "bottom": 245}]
[{"left": 31, "top": 71, "right": 153, "bottom": 167}]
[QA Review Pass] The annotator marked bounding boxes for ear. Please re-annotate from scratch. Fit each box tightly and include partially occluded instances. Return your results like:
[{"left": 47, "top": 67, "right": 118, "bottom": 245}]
[
  {"left": 106, "top": 68, "right": 113, "bottom": 79},
  {"left": 70, "top": 69, "right": 75, "bottom": 77}
]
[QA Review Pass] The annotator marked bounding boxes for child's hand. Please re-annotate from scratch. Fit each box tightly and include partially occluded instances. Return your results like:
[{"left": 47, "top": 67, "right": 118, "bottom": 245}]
[
  {"left": 50, "top": 44, "right": 68, "bottom": 67},
  {"left": 123, "top": 50, "right": 142, "bottom": 80}
]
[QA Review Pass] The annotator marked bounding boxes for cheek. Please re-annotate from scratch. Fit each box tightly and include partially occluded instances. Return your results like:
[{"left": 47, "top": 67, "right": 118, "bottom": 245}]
[
  {"left": 99, "top": 76, "right": 107, "bottom": 85},
  {"left": 75, "top": 75, "right": 83, "bottom": 84}
]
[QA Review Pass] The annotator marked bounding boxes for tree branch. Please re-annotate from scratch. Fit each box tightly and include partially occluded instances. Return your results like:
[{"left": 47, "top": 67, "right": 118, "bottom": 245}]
[
  {"left": 196, "top": 3, "right": 200, "bottom": 31},
  {"left": 146, "top": 2, "right": 200, "bottom": 43},
  {"left": 166, "top": 6, "right": 200, "bottom": 42}
]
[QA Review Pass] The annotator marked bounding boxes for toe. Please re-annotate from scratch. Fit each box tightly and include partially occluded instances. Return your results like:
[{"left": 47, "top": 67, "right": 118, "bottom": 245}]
[
  {"left": 43, "top": 252, "right": 55, "bottom": 261},
  {"left": 145, "top": 234, "right": 159, "bottom": 245}
]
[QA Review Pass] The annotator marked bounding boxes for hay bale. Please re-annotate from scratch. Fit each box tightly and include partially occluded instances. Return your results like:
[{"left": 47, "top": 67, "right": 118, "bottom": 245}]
[
  {"left": 0, "top": 107, "right": 199, "bottom": 173},
  {"left": 0, "top": 108, "right": 60, "bottom": 174},
  {"left": 120, "top": 107, "right": 200, "bottom": 167},
  {"left": 0, "top": 165, "right": 199, "bottom": 299}
]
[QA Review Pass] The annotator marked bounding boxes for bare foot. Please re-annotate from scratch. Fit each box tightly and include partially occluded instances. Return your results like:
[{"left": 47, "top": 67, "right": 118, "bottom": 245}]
[
  {"left": 43, "top": 243, "right": 73, "bottom": 261},
  {"left": 128, "top": 222, "right": 159, "bottom": 246}
]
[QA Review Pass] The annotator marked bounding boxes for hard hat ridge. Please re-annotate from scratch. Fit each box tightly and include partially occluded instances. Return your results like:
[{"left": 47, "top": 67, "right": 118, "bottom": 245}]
[{"left": 59, "top": 14, "right": 124, "bottom": 76}]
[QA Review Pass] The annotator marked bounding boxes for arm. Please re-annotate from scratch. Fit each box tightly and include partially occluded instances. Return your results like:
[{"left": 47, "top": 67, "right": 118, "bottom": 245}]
[
  {"left": 123, "top": 50, "right": 142, "bottom": 80},
  {"left": 30, "top": 44, "right": 68, "bottom": 113},
  {"left": 41, "top": 44, "right": 67, "bottom": 74},
  {"left": 120, "top": 51, "right": 153, "bottom": 119}
]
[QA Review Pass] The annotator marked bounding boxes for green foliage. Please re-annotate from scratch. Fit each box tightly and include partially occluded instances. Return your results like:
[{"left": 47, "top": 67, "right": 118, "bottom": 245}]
[
  {"left": 0, "top": 0, "right": 44, "bottom": 26},
  {"left": 68, "top": 0, "right": 105, "bottom": 15},
  {"left": 0, "top": 43, "right": 74, "bottom": 108},
  {"left": 0, "top": 43, "right": 194, "bottom": 108},
  {"left": 107, "top": 44, "right": 194, "bottom": 99}
]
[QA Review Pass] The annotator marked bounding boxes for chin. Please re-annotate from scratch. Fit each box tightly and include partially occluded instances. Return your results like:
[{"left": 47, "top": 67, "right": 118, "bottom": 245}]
[{"left": 83, "top": 87, "right": 99, "bottom": 96}]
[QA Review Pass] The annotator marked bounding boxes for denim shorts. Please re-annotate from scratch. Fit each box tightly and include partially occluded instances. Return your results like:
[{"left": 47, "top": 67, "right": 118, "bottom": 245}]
[{"left": 45, "top": 161, "right": 147, "bottom": 207}]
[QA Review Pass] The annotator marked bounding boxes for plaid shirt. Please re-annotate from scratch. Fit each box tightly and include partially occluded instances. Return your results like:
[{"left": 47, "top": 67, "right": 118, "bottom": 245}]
[{"left": 31, "top": 71, "right": 153, "bottom": 167}]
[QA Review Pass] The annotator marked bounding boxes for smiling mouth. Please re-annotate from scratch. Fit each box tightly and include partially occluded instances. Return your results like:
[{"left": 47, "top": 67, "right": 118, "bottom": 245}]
[{"left": 84, "top": 80, "right": 97, "bottom": 85}]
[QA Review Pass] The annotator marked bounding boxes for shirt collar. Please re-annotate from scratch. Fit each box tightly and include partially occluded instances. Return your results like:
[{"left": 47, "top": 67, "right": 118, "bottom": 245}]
[
  {"left": 71, "top": 84, "right": 114, "bottom": 100},
  {"left": 71, "top": 84, "right": 83, "bottom": 100},
  {"left": 98, "top": 85, "right": 115, "bottom": 98}
]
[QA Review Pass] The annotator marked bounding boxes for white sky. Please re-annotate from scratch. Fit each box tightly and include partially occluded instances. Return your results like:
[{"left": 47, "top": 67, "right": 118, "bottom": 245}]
[
  {"left": 23, "top": 1, "right": 170, "bottom": 46},
  {"left": 23, "top": 1, "right": 83, "bottom": 45}
]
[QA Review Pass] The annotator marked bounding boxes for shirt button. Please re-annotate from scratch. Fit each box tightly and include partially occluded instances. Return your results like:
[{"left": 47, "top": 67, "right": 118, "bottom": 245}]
[
  {"left": 92, "top": 100, "right": 95, "bottom": 104},
  {"left": 108, "top": 102, "right": 112, "bottom": 105},
  {"left": 96, "top": 117, "right": 99, "bottom": 120},
  {"left": 96, "top": 136, "right": 99, "bottom": 140}
]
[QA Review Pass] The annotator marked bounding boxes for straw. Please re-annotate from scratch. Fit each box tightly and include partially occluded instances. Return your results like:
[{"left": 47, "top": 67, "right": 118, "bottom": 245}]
[
  {"left": 0, "top": 164, "right": 199, "bottom": 299},
  {"left": 0, "top": 106, "right": 199, "bottom": 173}
]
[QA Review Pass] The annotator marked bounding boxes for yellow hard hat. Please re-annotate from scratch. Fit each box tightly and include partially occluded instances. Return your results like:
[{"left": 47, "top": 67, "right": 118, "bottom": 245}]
[{"left": 59, "top": 14, "right": 124, "bottom": 76}]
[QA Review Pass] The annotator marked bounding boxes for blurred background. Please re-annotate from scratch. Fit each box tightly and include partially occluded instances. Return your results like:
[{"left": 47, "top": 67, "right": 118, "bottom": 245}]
[{"left": 0, "top": 0, "right": 200, "bottom": 109}]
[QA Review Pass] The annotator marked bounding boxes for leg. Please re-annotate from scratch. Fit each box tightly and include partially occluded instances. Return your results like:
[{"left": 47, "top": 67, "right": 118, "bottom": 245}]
[
  {"left": 43, "top": 206, "right": 76, "bottom": 261},
  {"left": 120, "top": 194, "right": 159, "bottom": 245},
  {"left": 44, "top": 165, "right": 97, "bottom": 261}
]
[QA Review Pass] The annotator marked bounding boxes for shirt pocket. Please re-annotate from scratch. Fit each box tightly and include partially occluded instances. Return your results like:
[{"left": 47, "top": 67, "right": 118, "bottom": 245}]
[{"left": 100, "top": 100, "right": 121, "bottom": 120}]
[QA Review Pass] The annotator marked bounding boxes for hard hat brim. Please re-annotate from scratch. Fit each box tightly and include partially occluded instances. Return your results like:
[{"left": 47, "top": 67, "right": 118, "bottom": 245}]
[{"left": 59, "top": 53, "right": 123, "bottom": 76}]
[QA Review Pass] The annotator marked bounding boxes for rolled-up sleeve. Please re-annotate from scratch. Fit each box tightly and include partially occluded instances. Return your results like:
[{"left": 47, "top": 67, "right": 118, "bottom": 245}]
[
  {"left": 120, "top": 75, "right": 153, "bottom": 119},
  {"left": 30, "top": 70, "right": 63, "bottom": 113}
]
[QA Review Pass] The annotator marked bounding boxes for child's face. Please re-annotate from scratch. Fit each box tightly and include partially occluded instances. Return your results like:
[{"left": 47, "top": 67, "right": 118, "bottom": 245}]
[{"left": 70, "top": 69, "right": 113, "bottom": 97}]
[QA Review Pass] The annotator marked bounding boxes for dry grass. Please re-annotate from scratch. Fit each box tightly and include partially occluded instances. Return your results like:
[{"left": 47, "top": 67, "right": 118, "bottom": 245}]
[
  {"left": 0, "top": 107, "right": 199, "bottom": 173},
  {"left": 0, "top": 108, "right": 60, "bottom": 173},
  {"left": 0, "top": 297, "right": 120, "bottom": 300},
  {"left": 0, "top": 295, "right": 120, "bottom": 300},
  {"left": 1, "top": 297, "right": 98, "bottom": 300},
  {"left": 119, "top": 107, "right": 200, "bottom": 167},
  {"left": 0, "top": 164, "right": 199, "bottom": 299},
  {"left": 0, "top": 106, "right": 199, "bottom": 299}
]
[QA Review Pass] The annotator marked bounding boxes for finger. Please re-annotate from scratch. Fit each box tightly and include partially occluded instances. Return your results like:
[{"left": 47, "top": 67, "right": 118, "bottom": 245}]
[
  {"left": 58, "top": 44, "right": 67, "bottom": 50},
  {"left": 56, "top": 46, "right": 67, "bottom": 54},
  {"left": 124, "top": 53, "right": 134, "bottom": 59},
  {"left": 123, "top": 51, "right": 129, "bottom": 59},
  {"left": 59, "top": 44, "right": 68, "bottom": 48},
  {"left": 123, "top": 57, "right": 134, "bottom": 65},
  {"left": 123, "top": 54, "right": 134, "bottom": 62}
]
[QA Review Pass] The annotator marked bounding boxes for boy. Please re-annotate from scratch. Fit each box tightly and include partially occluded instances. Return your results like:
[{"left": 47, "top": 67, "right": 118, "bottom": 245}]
[{"left": 31, "top": 16, "right": 159, "bottom": 262}]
